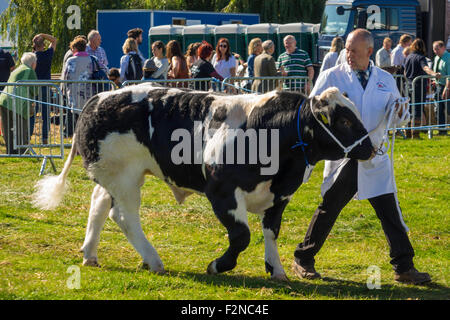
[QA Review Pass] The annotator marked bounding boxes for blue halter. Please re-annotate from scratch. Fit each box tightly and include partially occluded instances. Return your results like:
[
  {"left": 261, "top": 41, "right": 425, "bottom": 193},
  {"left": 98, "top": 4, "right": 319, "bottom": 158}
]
[{"left": 291, "top": 99, "right": 309, "bottom": 166}]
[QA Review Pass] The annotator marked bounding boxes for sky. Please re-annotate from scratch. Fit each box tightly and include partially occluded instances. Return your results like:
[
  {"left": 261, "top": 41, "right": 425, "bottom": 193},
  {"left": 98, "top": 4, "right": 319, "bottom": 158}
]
[{"left": 0, "top": 0, "right": 13, "bottom": 47}]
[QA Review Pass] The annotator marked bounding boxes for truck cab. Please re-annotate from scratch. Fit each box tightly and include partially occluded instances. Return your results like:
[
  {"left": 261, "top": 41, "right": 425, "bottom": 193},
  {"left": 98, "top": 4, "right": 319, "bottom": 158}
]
[{"left": 318, "top": 0, "right": 420, "bottom": 63}]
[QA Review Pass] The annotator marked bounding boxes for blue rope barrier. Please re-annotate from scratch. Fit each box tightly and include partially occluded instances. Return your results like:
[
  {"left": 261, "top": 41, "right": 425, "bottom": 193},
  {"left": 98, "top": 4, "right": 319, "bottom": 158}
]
[
  {"left": 0, "top": 90, "right": 82, "bottom": 112},
  {"left": 409, "top": 98, "right": 450, "bottom": 106}
]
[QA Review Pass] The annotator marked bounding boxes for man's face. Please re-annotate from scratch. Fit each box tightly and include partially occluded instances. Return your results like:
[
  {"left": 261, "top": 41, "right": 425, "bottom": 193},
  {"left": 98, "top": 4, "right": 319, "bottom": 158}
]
[
  {"left": 92, "top": 34, "right": 101, "bottom": 48},
  {"left": 403, "top": 40, "right": 412, "bottom": 48},
  {"left": 345, "top": 34, "right": 373, "bottom": 71},
  {"left": 137, "top": 34, "right": 143, "bottom": 45},
  {"left": 284, "top": 38, "right": 296, "bottom": 54},
  {"left": 384, "top": 41, "right": 392, "bottom": 50},
  {"left": 433, "top": 44, "right": 445, "bottom": 57}
]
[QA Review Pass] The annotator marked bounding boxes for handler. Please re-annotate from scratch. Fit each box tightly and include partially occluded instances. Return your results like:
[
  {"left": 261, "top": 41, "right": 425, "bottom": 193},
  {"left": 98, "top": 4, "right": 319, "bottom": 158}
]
[{"left": 292, "top": 29, "right": 431, "bottom": 285}]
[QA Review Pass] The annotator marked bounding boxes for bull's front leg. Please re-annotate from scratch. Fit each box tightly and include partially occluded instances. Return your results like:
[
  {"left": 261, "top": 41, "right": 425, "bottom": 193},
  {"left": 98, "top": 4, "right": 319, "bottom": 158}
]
[
  {"left": 261, "top": 199, "right": 290, "bottom": 281},
  {"left": 206, "top": 187, "right": 251, "bottom": 275}
]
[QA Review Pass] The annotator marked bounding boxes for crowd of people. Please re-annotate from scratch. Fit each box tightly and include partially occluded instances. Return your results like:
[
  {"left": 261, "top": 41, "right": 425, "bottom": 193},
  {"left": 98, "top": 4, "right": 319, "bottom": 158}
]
[
  {"left": 0, "top": 27, "right": 448, "bottom": 152},
  {"left": 321, "top": 34, "right": 449, "bottom": 136}
]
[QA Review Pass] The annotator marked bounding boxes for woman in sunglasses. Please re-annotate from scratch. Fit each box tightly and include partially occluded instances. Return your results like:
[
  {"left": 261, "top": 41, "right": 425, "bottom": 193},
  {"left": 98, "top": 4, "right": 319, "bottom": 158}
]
[{"left": 211, "top": 38, "right": 236, "bottom": 81}]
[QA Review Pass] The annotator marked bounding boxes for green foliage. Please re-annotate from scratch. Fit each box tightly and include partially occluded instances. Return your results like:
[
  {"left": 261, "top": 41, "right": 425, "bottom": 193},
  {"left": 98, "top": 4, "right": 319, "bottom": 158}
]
[{"left": 1, "top": 0, "right": 325, "bottom": 73}]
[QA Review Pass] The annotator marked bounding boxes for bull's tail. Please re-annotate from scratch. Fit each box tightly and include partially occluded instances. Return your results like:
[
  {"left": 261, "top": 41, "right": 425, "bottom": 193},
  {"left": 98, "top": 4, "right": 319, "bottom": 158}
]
[{"left": 32, "top": 135, "right": 78, "bottom": 210}]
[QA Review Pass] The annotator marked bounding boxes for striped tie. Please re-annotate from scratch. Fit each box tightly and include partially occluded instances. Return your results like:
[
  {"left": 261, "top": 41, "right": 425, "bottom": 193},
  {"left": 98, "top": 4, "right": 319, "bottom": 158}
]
[{"left": 357, "top": 71, "right": 369, "bottom": 90}]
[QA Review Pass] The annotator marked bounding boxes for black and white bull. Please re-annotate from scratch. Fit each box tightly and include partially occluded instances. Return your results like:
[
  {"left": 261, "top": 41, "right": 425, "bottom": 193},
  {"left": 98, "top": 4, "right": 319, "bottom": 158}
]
[{"left": 33, "top": 83, "right": 375, "bottom": 280}]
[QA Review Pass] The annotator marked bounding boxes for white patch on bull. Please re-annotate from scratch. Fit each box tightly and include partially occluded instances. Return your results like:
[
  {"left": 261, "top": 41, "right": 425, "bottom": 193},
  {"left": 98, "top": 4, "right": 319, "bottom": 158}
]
[
  {"left": 162, "top": 88, "right": 184, "bottom": 103},
  {"left": 244, "top": 180, "right": 275, "bottom": 214},
  {"left": 319, "top": 87, "right": 362, "bottom": 122},
  {"left": 87, "top": 131, "right": 166, "bottom": 188},
  {"left": 96, "top": 82, "right": 160, "bottom": 105},
  {"left": 229, "top": 188, "right": 248, "bottom": 226},
  {"left": 262, "top": 227, "right": 286, "bottom": 279}
]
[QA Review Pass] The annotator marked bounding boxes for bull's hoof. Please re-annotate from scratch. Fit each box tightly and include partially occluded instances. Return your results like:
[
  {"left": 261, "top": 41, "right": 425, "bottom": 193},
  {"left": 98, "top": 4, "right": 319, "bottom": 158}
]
[
  {"left": 207, "top": 261, "right": 218, "bottom": 275},
  {"left": 140, "top": 262, "right": 165, "bottom": 275},
  {"left": 271, "top": 273, "right": 290, "bottom": 282},
  {"left": 83, "top": 258, "right": 101, "bottom": 268}
]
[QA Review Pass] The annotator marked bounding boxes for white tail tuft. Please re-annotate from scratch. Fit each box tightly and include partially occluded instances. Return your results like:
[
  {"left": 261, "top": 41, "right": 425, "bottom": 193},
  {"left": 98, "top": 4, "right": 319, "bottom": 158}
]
[
  {"left": 32, "top": 174, "right": 69, "bottom": 210},
  {"left": 32, "top": 134, "right": 78, "bottom": 211}
]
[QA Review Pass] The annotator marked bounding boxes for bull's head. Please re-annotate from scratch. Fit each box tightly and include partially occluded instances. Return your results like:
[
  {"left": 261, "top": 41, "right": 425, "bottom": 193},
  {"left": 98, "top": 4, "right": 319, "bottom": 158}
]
[{"left": 308, "top": 87, "right": 374, "bottom": 161}]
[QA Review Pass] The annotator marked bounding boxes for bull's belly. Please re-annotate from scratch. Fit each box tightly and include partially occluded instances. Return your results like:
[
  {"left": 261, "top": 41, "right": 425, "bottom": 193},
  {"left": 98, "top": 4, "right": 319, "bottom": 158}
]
[{"left": 86, "top": 131, "right": 276, "bottom": 214}]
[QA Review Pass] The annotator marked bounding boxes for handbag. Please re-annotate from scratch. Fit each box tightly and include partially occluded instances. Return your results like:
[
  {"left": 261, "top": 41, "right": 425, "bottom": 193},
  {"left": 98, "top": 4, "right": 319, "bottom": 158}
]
[{"left": 90, "top": 56, "right": 109, "bottom": 93}]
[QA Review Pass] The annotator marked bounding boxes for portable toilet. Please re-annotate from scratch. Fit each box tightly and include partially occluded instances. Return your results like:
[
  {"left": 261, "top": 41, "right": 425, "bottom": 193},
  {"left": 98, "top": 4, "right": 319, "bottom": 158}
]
[
  {"left": 182, "top": 24, "right": 216, "bottom": 53},
  {"left": 311, "top": 24, "right": 320, "bottom": 64},
  {"left": 277, "top": 23, "right": 311, "bottom": 58},
  {"left": 149, "top": 25, "right": 184, "bottom": 57},
  {"left": 302, "top": 23, "right": 316, "bottom": 63},
  {"left": 214, "top": 24, "right": 248, "bottom": 60},
  {"left": 245, "top": 23, "right": 279, "bottom": 59}
]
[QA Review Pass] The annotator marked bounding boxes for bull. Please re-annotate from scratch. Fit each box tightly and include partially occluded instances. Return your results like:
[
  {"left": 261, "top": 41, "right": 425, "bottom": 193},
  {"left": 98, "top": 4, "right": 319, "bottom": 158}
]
[{"left": 33, "top": 83, "right": 375, "bottom": 280}]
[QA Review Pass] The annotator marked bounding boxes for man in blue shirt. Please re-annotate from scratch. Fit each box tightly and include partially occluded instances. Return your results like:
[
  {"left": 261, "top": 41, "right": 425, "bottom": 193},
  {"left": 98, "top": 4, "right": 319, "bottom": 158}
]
[{"left": 32, "top": 33, "right": 58, "bottom": 144}]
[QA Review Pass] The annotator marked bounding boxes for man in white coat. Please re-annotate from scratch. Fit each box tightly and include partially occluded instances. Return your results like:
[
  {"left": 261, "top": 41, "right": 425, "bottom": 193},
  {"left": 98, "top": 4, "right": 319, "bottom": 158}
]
[{"left": 292, "top": 29, "right": 431, "bottom": 285}]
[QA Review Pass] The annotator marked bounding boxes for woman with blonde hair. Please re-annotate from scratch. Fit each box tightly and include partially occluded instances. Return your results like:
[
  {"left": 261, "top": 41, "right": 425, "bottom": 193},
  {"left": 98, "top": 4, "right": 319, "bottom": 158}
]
[
  {"left": 320, "top": 36, "right": 344, "bottom": 73},
  {"left": 119, "top": 37, "right": 143, "bottom": 82},
  {"left": 246, "top": 37, "right": 262, "bottom": 79}
]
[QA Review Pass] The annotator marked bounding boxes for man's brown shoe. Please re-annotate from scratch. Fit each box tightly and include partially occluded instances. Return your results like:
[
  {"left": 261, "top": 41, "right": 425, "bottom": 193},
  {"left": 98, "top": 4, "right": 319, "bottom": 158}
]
[
  {"left": 292, "top": 260, "right": 321, "bottom": 280},
  {"left": 394, "top": 267, "right": 431, "bottom": 285}
]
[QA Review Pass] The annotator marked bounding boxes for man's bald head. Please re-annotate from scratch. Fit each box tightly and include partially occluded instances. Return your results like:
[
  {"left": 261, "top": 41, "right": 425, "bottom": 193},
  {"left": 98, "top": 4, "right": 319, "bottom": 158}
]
[
  {"left": 345, "top": 28, "right": 374, "bottom": 71},
  {"left": 347, "top": 29, "right": 374, "bottom": 49}
]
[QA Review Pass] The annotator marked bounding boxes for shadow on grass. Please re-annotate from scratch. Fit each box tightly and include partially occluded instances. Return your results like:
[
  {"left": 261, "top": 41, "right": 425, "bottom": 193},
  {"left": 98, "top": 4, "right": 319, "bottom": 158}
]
[{"left": 98, "top": 264, "right": 449, "bottom": 300}]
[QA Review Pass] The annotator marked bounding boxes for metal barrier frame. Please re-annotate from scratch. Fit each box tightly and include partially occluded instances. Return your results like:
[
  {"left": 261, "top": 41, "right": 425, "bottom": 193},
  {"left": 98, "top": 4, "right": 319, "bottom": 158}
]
[
  {"left": 222, "top": 76, "right": 311, "bottom": 95},
  {"left": 411, "top": 75, "right": 449, "bottom": 137}
]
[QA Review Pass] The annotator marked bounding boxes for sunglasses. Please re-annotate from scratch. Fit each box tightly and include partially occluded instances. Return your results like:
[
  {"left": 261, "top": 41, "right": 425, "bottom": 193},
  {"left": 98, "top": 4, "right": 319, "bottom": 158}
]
[{"left": 219, "top": 44, "right": 228, "bottom": 48}]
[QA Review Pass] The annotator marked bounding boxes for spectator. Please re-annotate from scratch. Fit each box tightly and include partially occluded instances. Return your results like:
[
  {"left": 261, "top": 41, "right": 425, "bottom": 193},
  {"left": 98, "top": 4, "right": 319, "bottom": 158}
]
[
  {"left": 432, "top": 40, "right": 450, "bottom": 135},
  {"left": 119, "top": 38, "right": 143, "bottom": 82},
  {"left": 212, "top": 38, "right": 237, "bottom": 80},
  {"left": 375, "top": 37, "right": 392, "bottom": 69},
  {"left": 320, "top": 36, "right": 343, "bottom": 73},
  {"left": 108, "top": 68, "right": 122, "bottom": 88},
  {"left": 391, "top": 34, "right": 412, "bottom": 69},
  {"left": 185, "top": 42, "right": 201, "bottom": 72},
  {"left": 0, "top": 48, "right": 16, "bottom": 91},
  {"left": 167, "top": 40, "right": 189, "bottom": 83},
  {"left": 61, "top": 35, "right": 87, "bottom": 73},
  {"left": 32, "top": 33, "right": 57, "bottom": 144},
  {"left": 149, "top": 40, "right": 169, "bottom": 80},
  {"left": 142, "top": 59, "right": 158, "bottom": 80},
  {"left": 190, "top": 41, "right": 224, "bottom": 91},
  {"left": 403, "top": 46, "right": 411, "bottom": 59},
  {"left": 252, "top": 40, "right": 279, "bottom": 93},
  {"left": 335, "top": 48, "right": 347, "bottom": 66},
  {"left": 0, "top": 53, "right": 37, "bottom": 154},
  {"left": 246, "top": 38, "right": 263, "bottom": 79},
  {"left": 277, "top": 35, "right": 314, "bottom": 93},
  {"left": 127, "top": 28, "right": 146, "bottom": 62},
  {"left": 404, "top": 38, "right": 441, "bottom": 135},
  {"left": 86, "top": 30, "right": 108, "bottom": 72},
  {"left": 61, "top": 37, "right": 96, "bottom": 136}
]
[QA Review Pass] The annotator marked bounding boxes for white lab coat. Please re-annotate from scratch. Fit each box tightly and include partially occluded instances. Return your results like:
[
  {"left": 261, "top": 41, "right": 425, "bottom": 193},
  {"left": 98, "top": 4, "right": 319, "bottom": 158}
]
[{"left": 310, "top": 61, "right": 404, "bottom": 200}]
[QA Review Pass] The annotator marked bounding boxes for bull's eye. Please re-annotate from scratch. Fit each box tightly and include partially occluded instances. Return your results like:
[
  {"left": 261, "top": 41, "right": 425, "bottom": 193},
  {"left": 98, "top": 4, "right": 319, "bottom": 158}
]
[{"left": 341, "top": 118, "right": 352, "bottom": 128}]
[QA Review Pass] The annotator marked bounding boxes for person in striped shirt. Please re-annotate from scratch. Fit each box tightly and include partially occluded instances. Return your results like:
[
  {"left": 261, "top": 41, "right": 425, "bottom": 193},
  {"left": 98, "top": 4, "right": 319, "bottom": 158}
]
[{"left": 277, "top": 35, "right": 314, "bottom": 93}]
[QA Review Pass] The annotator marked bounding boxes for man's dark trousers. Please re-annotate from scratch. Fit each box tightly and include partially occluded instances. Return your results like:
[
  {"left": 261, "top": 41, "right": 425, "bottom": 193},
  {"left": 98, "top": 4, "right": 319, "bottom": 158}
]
[{"left": 294, "top": 159, "right": 415, "bottom": 273}]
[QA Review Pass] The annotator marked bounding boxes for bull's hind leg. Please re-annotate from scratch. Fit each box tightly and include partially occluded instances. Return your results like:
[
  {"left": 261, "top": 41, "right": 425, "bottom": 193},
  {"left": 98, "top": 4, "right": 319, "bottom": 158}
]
[
  {"left": 206, "top": 187, "right": 250, "bottom": 275},
  {"left": 261, "top": 200, "right": 290, "bottom": 281},
  {"left": 108, "top": 177, "right": 164, "bottom": 274},
  {"left": 80, "top": 184, "right": 112, "bottom": 267}
]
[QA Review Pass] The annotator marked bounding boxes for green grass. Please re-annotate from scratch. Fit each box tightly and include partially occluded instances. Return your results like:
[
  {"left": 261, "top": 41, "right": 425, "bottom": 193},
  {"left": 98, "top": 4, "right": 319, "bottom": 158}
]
[{"left": 0, "top": 135, "right": 449, "bottom": 300}]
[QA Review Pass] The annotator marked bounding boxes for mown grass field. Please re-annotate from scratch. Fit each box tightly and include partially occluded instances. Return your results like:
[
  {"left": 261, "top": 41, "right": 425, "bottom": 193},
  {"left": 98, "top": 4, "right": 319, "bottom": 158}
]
[{"left": 0, "top": 135, "right": 449, "bottom": 300}]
